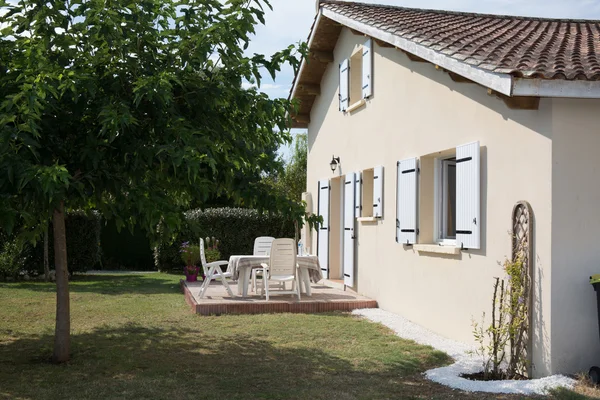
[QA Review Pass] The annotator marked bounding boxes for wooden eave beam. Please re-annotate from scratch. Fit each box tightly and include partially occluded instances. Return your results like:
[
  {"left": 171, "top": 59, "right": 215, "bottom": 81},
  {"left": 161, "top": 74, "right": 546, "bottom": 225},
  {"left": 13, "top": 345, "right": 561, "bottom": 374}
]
[
  {"left": 487, "top": 89, "right": 540, "bottom": 110},
  {"left": 293, "top": 114, "right": 311, "bottom": 125},
  {"left": 297, "top": 83, "right": 321, "bottom": 96},
  {"left": 402, "top": 50, "right": 427, "bottom": 63},
  {"left": 373, "top": 38, "right": 394, "bottom": 48},
  {"left": 448, "top": 71, "right": 474, "bottom": 84},
  {"left": 349, "top": 28, "right": 365, "bottom": 36},
  {"left": 308, "top": 50, "right": 334, "bottom": 63}
]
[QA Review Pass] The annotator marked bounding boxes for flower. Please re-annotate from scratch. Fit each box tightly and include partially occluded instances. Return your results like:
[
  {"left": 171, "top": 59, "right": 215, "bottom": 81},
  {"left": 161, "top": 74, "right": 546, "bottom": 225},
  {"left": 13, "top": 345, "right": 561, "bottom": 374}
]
[{"left": 185, "top": 265, "right": 198, "bottom": 275}]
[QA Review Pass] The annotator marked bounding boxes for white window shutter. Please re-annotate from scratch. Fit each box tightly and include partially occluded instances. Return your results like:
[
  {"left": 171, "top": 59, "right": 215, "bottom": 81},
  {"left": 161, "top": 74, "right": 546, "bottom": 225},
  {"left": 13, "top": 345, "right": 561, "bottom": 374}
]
[
  {"left": 397, "top": 158, "right": 418, "bottom": 244},
  {"left": 362, "top": 38, "right": 372, "bottom": 99},
  {"left": 373, "top": 165, "right": 384, "bottom": 218},
  {"left": 317, "top": 180, "right": 330, "bottom": 278},
  {"left": 343, "top": 173, "right": 356, "bottom": 287},
  {"left": 456, "top": 141, "right": 480, "bottom": 249},
  {"left": 354, "top": 171, "right": 362, "bottom": 218},
  {"left": 339, "top": 59, "right": 349, "bottom": 111}
]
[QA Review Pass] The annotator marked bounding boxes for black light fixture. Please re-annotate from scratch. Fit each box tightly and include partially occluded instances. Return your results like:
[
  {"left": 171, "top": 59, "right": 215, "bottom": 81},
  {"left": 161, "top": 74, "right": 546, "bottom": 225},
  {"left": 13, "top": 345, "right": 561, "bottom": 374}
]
[{"left": 330, "top": 155, "right": 340, "bottom": 173}]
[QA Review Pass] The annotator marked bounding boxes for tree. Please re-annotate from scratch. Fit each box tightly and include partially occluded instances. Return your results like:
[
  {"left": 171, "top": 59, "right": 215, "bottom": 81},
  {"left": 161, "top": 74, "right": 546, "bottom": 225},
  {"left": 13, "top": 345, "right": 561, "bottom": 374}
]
[
  {"left": 265, "top": 133, "right": 307, "bottom": 203},
  {"left": 0, "top": 0, "right": 305, "bottom": 362}
]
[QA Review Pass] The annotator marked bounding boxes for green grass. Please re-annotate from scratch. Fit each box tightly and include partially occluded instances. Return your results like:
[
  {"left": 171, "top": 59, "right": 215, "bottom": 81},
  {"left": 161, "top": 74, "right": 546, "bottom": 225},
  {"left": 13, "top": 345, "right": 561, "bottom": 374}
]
[
  {"left": 0, "top": 273, "right": 453, "bottom": 400},
  {"left": 2, "top": 273, "right": 593, "bottom": 400}
]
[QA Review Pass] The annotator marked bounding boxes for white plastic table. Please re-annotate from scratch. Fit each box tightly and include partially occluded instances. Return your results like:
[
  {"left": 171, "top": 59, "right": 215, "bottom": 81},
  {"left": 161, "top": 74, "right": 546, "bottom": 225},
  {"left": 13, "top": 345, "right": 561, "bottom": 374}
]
[{"left": 228, "top": 255, "right": 322, "bottom": 298}]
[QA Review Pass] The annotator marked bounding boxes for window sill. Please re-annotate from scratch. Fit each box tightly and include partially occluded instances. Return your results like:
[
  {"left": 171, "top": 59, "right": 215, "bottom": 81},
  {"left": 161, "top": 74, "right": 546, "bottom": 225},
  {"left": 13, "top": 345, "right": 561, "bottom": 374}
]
[
  {"left": 413, "top": 244, "right": 461, "bottom": 255},
  {"left": 346, "top": 99, "right": 366, "bottom": 113},
  {"left": 357, "top": 217, "right": 378, "bottom": 223}
]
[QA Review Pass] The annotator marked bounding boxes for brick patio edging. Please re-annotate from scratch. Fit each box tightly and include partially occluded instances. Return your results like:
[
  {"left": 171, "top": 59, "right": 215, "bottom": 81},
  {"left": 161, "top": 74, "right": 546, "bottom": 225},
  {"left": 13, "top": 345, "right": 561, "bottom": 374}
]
[{"left": 180, "top": 279, "right": 378, "bottom": 315}]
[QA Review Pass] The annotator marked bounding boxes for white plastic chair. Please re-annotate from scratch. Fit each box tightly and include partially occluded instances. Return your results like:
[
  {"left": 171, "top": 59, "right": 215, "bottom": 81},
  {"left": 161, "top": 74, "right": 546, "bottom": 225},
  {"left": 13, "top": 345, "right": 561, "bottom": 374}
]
[
  {"left": 260, "top": 238, "right": 300, "bottom": 301},
  {"left": 251, "top": 236, "right": 275, "bottom": 292},
  {"left": 197, "top": 238, "right": 234, "bottom": 298}
]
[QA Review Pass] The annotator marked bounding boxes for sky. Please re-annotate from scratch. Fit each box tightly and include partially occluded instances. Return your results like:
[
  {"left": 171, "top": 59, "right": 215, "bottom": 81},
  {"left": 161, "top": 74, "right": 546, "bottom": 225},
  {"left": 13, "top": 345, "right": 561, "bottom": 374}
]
[{"left": 245, "top": 0, "right": 600, "bottom": 159}]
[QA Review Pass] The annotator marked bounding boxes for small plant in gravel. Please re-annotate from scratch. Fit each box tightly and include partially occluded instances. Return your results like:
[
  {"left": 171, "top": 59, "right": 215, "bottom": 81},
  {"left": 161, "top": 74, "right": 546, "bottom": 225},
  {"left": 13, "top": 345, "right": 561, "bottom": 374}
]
[{"left": 470, "top": 253, "right": 530, "bottom": 381}]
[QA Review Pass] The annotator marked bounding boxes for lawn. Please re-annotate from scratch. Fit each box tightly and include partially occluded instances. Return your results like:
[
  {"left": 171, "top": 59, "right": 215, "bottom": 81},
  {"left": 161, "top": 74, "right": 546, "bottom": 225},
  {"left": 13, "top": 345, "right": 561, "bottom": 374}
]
[{"left": 0, "top": 273, "right": 595, "bottom": 400}]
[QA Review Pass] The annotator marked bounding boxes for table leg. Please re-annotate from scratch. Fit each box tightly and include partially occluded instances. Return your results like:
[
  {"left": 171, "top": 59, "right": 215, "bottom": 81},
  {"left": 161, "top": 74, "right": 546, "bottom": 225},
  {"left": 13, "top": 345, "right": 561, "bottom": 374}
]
[
  {"left": 300, "top": 268, "right": 312, "bottom": 296},
  {"left": 237, "top": 271, "right": 244, "bottom": 295},
  {"left": 242, "top": 268, "right": 250, "bottom": 298}
]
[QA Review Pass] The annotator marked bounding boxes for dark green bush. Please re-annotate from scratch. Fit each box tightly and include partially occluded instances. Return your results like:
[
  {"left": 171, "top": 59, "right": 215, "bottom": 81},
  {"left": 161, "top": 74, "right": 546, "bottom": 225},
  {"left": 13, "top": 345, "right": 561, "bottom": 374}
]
[
  {"left": 0, "top": 238, "right": 28, "bottom": 279},
  {"left": 154, "top": 207, "right": 294, "bottom": 272},
  {"left": 25, "top": 211, "right": 102, "bottom": 274}
]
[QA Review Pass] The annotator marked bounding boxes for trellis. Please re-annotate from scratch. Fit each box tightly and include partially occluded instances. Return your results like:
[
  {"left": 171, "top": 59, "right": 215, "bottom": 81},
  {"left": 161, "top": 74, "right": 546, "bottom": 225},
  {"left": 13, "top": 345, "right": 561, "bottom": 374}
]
[{"left": 511, "top": 201, "right": 534, "bottom": 376}]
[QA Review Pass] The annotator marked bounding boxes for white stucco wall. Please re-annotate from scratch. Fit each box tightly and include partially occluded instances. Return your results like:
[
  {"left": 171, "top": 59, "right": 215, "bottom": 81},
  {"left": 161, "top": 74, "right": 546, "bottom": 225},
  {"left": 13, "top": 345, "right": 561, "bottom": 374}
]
[
  {"left": 306, "top": 28, "right": 555, "bottom": 376},
  {"left": 550, "top": 99, "right": 600, "bottom": 374}
]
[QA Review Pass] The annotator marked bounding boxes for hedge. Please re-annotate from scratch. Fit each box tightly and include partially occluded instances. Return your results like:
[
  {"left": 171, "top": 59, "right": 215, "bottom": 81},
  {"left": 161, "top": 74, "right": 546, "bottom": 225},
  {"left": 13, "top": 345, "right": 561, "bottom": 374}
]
[
  {"left": 154, "top": 207, "right": 295, "bottom": 272},
  {"left": 0, "top": 210, "right": 102, "bottom": 277},
  {"left": 26, "top": 210, "right": 102, "bottom": 275}
]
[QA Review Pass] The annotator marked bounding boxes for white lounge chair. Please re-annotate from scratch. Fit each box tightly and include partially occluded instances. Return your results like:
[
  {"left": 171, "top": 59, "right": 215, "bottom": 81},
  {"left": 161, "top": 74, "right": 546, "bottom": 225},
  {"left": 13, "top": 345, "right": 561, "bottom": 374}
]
[
  {"left": 260, "top": 238, "right": 301, "bottom": 301},
  {"left": 251, "top": 236, "right": 275, "bottom": 292},
  {"left": 197, "top": 238, "right": 234, "bottom": 298}
]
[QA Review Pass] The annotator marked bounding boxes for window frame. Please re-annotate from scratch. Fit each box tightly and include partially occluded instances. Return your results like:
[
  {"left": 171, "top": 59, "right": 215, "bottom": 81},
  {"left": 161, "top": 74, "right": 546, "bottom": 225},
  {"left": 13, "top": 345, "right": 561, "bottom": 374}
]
[{"left": 434, "top": 156, "right": 457, "bottom": 246}]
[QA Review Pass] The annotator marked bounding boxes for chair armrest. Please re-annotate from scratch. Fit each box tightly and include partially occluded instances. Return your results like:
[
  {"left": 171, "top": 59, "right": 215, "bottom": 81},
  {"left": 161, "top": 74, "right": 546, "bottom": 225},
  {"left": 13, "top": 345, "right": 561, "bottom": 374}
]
[
  {"left": 206, "top": 260, "right": 229, "bottom": 268},
  {"left": 260, "top": 263, "right": 269, "bottom": 279}
]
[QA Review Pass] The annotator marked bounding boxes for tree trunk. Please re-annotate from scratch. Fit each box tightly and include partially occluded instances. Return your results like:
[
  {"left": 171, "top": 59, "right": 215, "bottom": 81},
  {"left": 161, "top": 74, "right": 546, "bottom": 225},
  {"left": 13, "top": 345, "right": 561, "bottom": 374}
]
[
  {"left": 52, "top": 202, "right": 70, "bottom": 363},
  {"left": 43, "top": 224, "right": 49, "bottom": 282}
]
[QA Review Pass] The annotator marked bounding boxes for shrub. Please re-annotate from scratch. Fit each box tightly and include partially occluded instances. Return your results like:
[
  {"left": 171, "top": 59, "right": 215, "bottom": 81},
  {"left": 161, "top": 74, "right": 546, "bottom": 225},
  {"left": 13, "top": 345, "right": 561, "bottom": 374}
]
[
  {"left": 24, "top": 211, "right": 102, "bottom": 275},
  {"left": 155, "top": 207, "right": 294, "bottom": 272},
  {"left": 471, "top": 254, "right": 530, "bottom": 380},
  {"left": 0, "top": 238, "right": 28, "bottom": 279}
]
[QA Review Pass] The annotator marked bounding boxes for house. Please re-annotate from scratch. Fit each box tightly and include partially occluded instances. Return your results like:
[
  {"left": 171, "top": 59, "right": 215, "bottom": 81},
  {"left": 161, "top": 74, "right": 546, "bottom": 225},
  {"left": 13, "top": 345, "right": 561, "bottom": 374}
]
[{"left": 292, "top": 0, "right": 600, "bottom": 377}]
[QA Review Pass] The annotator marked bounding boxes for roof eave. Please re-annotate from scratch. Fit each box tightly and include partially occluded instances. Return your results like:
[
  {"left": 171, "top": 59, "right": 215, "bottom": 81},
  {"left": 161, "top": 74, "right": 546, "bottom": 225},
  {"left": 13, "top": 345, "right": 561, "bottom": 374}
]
[
  {"left": 512, "top": 78, "right": 600, "bottom": 98},
  {"left": 322, "top": 8, "right": 515, "bottom": 97},
  {"left": 289, "top": 10, "right": 323, "bottom": 104},
  {"left": 289, "top": 6, "right": 600, "bottom": 128},
  {"left": 325, "top": 8, "right": 600, "bottom": 99}
]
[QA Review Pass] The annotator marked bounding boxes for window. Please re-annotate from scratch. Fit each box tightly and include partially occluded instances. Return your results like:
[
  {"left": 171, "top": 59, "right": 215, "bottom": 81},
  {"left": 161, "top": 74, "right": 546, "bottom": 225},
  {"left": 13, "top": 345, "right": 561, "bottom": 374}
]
[
  {"left": 339, "top": 38, "right": 372, "bottom": 112},
  {"left": 349, "top": 49, "right": 363, "bottom": 105},
  {"left": 436, "top": 157, "right": 457, "bottom": 244},
  {"left": 356, "top": 166, "right": 383, "bottom": 219},
  {"left": 396, "top": 141, "right": 481, "bottom": 250}
]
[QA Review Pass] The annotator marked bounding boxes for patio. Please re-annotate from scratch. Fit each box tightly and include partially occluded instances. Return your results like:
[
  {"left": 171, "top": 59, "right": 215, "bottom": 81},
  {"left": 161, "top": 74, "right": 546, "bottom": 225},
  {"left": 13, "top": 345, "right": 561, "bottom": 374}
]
[{"left": 181, "top": 280, "right": 378, "bottom": 315}]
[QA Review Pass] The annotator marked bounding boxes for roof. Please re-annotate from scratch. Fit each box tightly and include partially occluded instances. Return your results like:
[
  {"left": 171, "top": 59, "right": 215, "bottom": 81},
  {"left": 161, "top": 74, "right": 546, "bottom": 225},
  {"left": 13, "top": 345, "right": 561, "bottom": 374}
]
[
  {"left": 289, "top": 1, "right": 600, "bottom": 128},
  {"left": 323, "top": 1, "right": 600, "bottom": 81}
]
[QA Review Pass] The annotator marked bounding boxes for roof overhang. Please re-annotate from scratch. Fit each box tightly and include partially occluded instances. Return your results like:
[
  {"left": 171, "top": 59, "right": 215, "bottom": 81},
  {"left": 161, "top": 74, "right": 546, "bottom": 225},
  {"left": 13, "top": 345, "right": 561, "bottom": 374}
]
[{"left": 289, "top": 6, "right": 600, "bottom": 128}]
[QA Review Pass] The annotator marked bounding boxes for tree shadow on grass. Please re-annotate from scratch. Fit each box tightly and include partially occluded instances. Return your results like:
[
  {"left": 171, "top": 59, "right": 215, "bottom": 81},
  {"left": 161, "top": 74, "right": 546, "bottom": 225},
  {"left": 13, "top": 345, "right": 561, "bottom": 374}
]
[
  {"left": 0, "top": 274, "right": 182, "bottom": 296},
  {"left": 0, "top": 324, "right": 458, "bottom": 400}
]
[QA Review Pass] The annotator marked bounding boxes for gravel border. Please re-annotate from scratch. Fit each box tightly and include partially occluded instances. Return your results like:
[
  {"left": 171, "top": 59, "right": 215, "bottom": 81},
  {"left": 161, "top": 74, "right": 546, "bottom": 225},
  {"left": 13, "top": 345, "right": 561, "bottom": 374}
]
[{"left": 352, "top": 308, "right": 576, "bottom": 395}]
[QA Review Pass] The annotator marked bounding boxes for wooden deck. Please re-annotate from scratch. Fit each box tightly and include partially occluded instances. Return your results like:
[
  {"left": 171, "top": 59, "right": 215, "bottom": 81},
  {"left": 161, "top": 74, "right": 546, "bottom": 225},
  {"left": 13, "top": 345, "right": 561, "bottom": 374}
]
[{"left": 181, "top": 280, "right": 377, "bottom": 315}]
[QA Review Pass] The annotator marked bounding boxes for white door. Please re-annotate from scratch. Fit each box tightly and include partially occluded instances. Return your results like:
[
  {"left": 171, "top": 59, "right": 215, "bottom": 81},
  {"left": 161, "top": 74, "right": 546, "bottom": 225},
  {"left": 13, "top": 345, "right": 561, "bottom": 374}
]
[
  {"left": 317, "top": 180, "right": 330, "bottom": 279},
  {"left": 343, "top": 173, "right": 356, "bottom": 287}
]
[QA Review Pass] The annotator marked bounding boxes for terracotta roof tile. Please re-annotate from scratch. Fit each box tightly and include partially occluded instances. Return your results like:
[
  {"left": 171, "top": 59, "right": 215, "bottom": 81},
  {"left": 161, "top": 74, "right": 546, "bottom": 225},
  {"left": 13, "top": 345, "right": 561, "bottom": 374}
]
[{"left": 321, "top": 1, "right": 600, "bottom": 80}]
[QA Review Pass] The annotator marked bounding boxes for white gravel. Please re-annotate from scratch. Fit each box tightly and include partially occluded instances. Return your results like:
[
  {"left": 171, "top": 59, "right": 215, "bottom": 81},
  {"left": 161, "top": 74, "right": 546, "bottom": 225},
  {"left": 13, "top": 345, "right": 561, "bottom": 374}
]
[{"left": 352, "top": 308, "right": 576, "bottom": 395}]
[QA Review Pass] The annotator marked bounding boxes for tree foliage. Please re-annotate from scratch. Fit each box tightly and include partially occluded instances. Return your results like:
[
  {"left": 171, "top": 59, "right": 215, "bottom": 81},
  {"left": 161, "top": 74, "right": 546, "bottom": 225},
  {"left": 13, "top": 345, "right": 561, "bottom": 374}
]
[
  {"left": 265, "top": 133, "right": 307, "bottom": 203},
  {"left": 0, "top": 0, "right": 306, "bottom": 238},
  {"left": 0, "top": 0, "right": 306, "bottom": 361}
]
